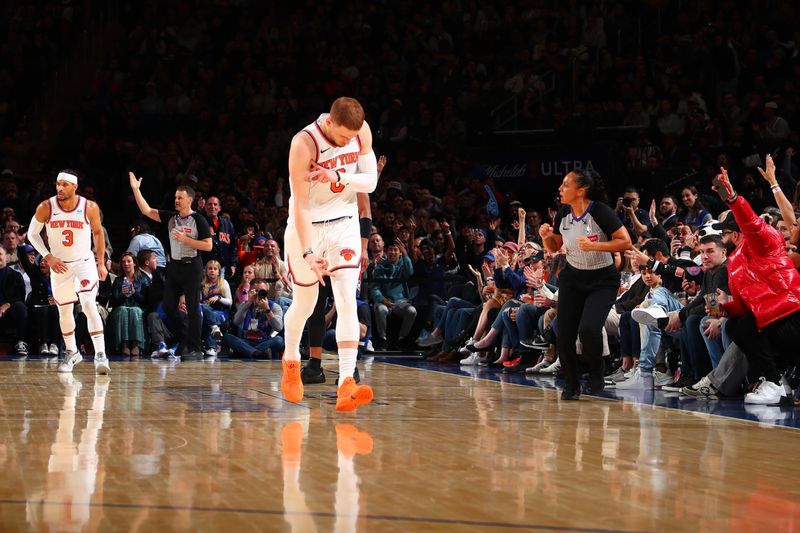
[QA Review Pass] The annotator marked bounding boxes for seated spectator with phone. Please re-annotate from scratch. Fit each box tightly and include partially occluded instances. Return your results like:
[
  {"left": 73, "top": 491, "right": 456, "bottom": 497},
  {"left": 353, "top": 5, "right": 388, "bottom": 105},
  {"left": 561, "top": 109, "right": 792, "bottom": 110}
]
[{"left": 221, "top": 278, "right": 284, "bottom": 358}]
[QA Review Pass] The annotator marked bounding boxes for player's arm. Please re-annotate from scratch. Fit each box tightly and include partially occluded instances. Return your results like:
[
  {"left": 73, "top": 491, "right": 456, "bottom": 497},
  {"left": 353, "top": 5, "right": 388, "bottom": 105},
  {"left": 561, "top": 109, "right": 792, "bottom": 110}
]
[
  {"left": 290, "top": 134, "right": 316, "bottom": 254},
  {"left": 128, "top": 171, "right": 161, "bottom": 222},
  {"left": 27, "top": 201, "right": 66, "bottom": 274},
  {"left": 347, "top": 121, "right": 378, "bottom": 192},
  {"left": 87, "top": 201, "right": 108, "bottom": 280},
  {"left": 358, "top": 192, "right": 372, "bottom": 271}
]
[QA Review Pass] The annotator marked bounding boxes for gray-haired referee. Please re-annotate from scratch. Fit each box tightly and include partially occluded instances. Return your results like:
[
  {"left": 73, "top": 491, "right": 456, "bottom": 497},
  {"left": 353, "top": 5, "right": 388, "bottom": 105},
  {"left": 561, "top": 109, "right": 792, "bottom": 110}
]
[{"left": 129, "top": 172, "right": 212, "bottom": 360}]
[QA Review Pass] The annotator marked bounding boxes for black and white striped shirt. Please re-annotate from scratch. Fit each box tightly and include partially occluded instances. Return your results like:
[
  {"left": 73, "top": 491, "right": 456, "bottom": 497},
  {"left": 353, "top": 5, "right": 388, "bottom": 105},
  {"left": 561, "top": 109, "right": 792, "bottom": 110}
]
[{"left": 554, "top": 202, "right": 622, "bottom": 270}]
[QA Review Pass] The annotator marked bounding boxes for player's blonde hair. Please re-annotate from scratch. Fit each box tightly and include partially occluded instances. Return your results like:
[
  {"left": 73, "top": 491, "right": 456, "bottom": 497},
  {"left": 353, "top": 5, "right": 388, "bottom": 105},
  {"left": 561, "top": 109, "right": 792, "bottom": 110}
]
[{"left": 330, "top": 97, "right": 365, "bottom": 131}]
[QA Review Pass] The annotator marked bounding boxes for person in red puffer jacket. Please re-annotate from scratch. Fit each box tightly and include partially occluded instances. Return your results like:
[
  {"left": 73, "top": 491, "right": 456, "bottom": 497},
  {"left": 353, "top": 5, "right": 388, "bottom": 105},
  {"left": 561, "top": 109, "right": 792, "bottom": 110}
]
[{"left": 711, "top": 167, "right": 800, "bottom": 405}]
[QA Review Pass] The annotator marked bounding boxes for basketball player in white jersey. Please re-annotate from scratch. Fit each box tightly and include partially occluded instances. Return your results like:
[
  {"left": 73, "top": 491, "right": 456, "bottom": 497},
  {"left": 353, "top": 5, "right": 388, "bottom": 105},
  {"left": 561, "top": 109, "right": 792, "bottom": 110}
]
[
  {"left": 27, "top": 170, "right": 110, "bottom": 374},
  {"left": 281, "top": 97, "right": 377, "bottom": 411}
]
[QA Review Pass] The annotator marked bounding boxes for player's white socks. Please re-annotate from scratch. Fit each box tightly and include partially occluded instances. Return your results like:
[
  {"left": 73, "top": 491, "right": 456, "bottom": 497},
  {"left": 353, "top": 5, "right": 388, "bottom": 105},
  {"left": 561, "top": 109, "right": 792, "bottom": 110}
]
[
  {"left": 64, "top": 333, "right": 78, "bottom": 354},
  {"left": 338, "top": 348, "right": 358, "bottom": 381},
  {"left": 90, "top": 333, "right": 105, "bottom": 355}
]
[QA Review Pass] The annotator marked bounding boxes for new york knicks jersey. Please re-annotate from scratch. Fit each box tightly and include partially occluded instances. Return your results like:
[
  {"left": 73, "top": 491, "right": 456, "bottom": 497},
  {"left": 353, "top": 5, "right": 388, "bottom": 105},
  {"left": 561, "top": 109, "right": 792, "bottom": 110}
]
[
  {"left": 289, "top": 113, "right": 361, "bottom": 224},
  {"left": 46, "top": 196, "right": 93, "bottom": 262}
]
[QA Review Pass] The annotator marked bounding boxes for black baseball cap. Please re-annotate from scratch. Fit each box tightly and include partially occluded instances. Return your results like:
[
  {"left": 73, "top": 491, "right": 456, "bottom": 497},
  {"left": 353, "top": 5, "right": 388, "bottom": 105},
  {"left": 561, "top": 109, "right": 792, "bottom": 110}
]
[{"left": 711, "top": 214, "right": 740, "bottom": 232}]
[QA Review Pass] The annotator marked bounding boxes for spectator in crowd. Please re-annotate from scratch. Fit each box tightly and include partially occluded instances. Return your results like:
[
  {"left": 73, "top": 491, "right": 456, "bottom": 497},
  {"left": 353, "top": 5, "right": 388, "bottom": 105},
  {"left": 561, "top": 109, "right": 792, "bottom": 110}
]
[
  {"left": 616, "top": 187, "right": 650, "bottom": 233},
  {"left": 16, "top": 243, "right": 59, "bottom": 356},
  {"left": 0, "top": 247, "right": 28, "bottom": 355},
  {"left": 252, "top": 237, "right": 290, "bottom": 304},
  {"left": 202, "top": 196, "right": 237, "bottom": 277},
  {"left": 370, "top": 241, "right": 416, "bottom": 350},
  {"left": 679, "top": 186, "right": 712, "bottom": 228},
  {"left": 127, "top": 219, "right": 167, "bottom": 268},
  {"left": 3, "top": 229, "right": 19, "bottom": 266},
  {"left": 222, "top": 278, "right": 284, "bottom": 358},
  {"left": 618, "top": 266, "right": 683, "bottom": 389},
  {"left": 711, "top": 167, "right": 800, "bottom": 405},
  {"left": 108, "top": 251, "right": 150, "bottom": 356},
  {"left": 657, "top": 194, "right": 680, "bottom": 230},
  {"left": 234, "top": 264, "right": 256, "bottom": 307},
  {"left": 200, "top": 259, "right": 232, "bottom": 358}
]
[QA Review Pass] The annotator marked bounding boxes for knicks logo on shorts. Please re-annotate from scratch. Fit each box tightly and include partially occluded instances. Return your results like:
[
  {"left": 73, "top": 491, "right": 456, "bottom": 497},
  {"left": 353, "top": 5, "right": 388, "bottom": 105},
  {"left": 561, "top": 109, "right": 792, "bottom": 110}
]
[
  {"left": 340, "top": 248, "right": 356, "bottom": 261},
  {"left": 81, "top": 279, "right": 90, "bottom": 287}
]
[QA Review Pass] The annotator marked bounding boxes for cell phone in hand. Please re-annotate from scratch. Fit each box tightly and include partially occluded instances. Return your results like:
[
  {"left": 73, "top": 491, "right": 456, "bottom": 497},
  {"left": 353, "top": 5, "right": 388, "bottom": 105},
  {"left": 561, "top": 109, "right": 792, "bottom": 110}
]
[{"left": 712, "top": 175, "right": 734, "bottom": 202}]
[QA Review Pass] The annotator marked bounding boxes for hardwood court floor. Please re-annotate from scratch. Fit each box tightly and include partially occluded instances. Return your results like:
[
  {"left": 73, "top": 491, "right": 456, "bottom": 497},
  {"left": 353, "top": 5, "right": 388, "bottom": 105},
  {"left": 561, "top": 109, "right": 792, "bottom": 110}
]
[{"left": 0, "top": 357, "right": 798, "bottom": 532}]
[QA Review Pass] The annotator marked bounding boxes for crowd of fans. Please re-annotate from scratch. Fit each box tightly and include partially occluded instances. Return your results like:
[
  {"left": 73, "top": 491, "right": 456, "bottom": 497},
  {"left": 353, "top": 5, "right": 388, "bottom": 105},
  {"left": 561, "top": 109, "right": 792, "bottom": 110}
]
[{"left": 0, "top": 0, "right": 799, "bottom": 411}]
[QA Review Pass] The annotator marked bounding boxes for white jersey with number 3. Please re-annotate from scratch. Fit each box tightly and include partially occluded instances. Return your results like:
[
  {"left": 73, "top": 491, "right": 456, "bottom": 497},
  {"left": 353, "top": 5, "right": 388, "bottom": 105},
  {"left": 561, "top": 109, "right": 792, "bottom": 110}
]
[
  {"left": 288, "top": 113, "right": 361, "bottom": 224},
  {"left": 46, "top": 195, "right": 93, "bottom": 262}
]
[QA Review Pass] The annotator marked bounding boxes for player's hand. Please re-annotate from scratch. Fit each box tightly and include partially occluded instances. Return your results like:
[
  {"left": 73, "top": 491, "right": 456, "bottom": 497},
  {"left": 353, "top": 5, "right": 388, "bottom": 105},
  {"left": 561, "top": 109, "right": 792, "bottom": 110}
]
[
  {"left": 304, "top": 253, "right": 332, "bottom": 285},
  {"left": 377, "top": 155, "right": 388, "bottom": 175},
  {"left": 129, "top": 171, "right": 142, "bottom": 191},
  {"left": 539, "top": 223, "right": 554, "bottom": 240},
  {"left": 306, "top": 162, "right": 338, "bottom": 184},
  {"left": 518, "top": 207, "right": 526, "bottom": 220},
  {"left": 360, "top": 248, "right": 369, "bottom": 273},
  {"left": 46, "top": 254, "right": 68, "bottom": 274}
]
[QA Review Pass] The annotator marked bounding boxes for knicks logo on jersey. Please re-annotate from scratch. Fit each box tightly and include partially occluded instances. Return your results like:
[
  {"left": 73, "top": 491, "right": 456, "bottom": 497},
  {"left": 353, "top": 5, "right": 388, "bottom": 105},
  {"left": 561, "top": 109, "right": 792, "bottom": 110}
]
[
  {"left": 340, "top": 248, "right": 356, "bottom": 261},
  {"left": 49, "top": 220, "right": 85, "bottom": 230},
  {"left": 81, "top": 279, "right": 90, "bottom": 288}
]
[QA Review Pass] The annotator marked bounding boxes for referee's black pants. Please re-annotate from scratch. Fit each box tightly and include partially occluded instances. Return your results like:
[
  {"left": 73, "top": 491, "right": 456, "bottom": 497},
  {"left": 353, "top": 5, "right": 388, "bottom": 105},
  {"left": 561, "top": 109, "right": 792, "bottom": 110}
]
[
  {"left": 164, "top": 258, "right": 204, "bottom": 353},
  {"left": 556, "top": 264, "right": 619, "bottom": 390}
]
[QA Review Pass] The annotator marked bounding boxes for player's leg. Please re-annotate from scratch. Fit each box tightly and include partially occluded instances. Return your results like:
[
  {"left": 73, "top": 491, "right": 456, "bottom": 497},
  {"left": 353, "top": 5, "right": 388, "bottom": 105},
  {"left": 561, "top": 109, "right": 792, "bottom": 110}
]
[
  {"left": 325, "top": 218, "right": 372, "bottom": 411},
  {"left": 281, "top": 225, "right": 320, "bottom": 402},
  {"left": 74, "top": 259, "right": 108, "bottom": 373},
  {"left": 301, "top": 276, "right": 331, "bottom": 384},
  {"left": 52, "top": 269, "right": 82, "bottom": 373}
]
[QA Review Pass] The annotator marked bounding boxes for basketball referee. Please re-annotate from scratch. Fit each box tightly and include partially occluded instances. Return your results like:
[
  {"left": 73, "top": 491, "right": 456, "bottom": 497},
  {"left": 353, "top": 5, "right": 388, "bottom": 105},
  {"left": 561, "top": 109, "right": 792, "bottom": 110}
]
[
  {"left": 129, "top": 172, "right": 212, "bottom": 360},
  {"left": 539, "top": 169, "right": 631, "bottom": 400}
]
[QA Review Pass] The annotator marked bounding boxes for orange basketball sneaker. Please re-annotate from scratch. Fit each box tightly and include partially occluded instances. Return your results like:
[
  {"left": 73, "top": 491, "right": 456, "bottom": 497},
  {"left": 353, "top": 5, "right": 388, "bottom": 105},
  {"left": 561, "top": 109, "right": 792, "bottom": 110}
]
[
  {"left": 281, "top": 359, "right": 304, "bottom": 403},
  {"left": 336, "top": 376, "right": 373, "bottom": 411},
  {"left": 336, "top": 424, "right": 374, "bottom": 458}
]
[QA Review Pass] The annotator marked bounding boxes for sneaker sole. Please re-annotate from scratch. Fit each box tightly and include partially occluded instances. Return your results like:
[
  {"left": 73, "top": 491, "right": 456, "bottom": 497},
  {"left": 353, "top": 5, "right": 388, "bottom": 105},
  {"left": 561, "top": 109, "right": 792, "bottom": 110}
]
[{"left": 95, "top": 362, "right": 110, "bottom": 375}]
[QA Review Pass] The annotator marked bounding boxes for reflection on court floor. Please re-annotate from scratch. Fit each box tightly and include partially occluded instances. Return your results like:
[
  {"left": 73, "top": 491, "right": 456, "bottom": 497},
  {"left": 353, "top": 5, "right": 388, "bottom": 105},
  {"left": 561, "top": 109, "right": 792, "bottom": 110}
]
[{"left": 0, "top": 357, "right": 797, "bottom": 532}]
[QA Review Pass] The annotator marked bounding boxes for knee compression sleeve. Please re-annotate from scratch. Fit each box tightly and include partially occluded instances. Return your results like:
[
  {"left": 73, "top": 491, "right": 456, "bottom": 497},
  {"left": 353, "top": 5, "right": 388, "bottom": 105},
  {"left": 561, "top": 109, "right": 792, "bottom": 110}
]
[
  {"left": 79, "top": 290, "right": 104, "bottom": 332},
  {"left": 58, "top": 303, "right": 76, "bottom": 334},
  {"left": 330, "top": 268, "right": 360, "bottom": 343}
]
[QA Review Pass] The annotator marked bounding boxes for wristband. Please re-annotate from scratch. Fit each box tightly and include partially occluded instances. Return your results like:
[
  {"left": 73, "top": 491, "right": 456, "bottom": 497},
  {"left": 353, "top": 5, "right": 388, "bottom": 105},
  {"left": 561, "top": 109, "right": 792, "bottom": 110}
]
[
  {"left": 302, "top": 248, "right": 314, "bottom": 258},
  {"left": 359, "top": 217, "right": 372, "bottom": 239},
  {"left": 771, "top": 184, "right": 782, "bottom": 193}
]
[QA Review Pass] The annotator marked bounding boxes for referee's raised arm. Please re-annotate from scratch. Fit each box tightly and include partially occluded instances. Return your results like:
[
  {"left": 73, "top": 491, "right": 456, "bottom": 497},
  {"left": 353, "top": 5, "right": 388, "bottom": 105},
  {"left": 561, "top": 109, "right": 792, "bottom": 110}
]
[{"left": 129, "top": 171, "right": 161, "bottom": 222}]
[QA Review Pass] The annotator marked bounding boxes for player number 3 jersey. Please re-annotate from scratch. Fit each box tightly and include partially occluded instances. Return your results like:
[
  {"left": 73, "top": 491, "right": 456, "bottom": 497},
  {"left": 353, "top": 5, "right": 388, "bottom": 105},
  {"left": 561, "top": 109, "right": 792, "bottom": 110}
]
[
  {"left": 289, "top": 113, "right": 361, "bottom": 224},
  {"left": 46, "top": 196, "right": 93, "bottom": 262}
]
